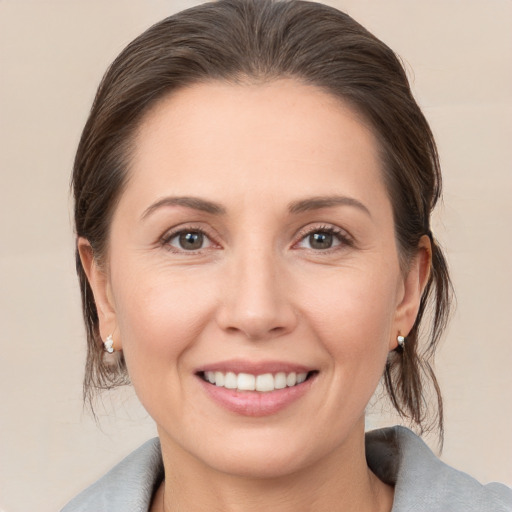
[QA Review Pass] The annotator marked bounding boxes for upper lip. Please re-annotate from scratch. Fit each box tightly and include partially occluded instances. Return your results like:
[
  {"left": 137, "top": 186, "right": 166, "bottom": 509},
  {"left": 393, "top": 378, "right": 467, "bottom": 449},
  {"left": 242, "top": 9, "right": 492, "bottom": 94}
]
[{"left": 196, "top": 359, "right": 315, "bottom": 375}]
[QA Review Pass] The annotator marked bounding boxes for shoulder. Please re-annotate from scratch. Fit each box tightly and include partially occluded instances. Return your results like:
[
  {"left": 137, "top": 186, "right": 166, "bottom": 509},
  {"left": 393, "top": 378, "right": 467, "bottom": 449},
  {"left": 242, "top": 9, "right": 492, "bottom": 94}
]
[
  {"left": 61, "top": 438, "right": 163, "bottom": 512},
  {"left": 366, "top": 426, "right": 512, "bottom": 512}
]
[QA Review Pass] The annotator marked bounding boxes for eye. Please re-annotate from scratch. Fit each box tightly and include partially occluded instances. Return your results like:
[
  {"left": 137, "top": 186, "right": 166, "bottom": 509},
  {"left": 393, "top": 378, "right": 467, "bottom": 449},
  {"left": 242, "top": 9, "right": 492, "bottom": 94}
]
[
  {"left": 300, "top": 231, "right": 339, "bottom": 250},
  {"left": 296, "top": 226, "right": 351, "bottom": 251},
  {"left": 166, "top": 230, "right": 212, "bottom": 251},
  {"left": 311, "top": 231, "right": 337, "bottom": 249}
]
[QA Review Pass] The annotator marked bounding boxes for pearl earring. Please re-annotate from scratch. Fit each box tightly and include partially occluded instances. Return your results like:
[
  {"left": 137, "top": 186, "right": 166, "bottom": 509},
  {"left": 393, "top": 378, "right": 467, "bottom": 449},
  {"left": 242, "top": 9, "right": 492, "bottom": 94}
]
[
  {"left": 397, "top": 334, "right": 405, "bottom": 349},
  {"left": 103, "top": 334, "right": 115, "bottom": 353}
]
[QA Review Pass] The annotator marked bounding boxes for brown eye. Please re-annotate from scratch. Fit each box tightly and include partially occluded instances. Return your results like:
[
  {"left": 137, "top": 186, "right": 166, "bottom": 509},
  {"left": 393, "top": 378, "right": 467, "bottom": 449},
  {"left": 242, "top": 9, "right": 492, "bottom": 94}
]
[
  {"left": 309, "top": 232, "right": 334, "bottom": 250},
  {"left": 296, "top": 228, "right": 345, "bottom": 251},
  {"left": 168, "top": 230, "right": 210, "bottom": 251},
  {"left": 180, "top": 232, "right": 203, "bottom": 249}
]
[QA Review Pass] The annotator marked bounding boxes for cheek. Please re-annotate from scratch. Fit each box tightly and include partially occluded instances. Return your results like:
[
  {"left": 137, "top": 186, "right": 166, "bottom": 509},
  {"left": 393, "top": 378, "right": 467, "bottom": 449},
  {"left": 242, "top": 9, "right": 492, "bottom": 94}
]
[
  {"left": 286, "top": 263, "right": 401, "bottom": 442},
  {"left": 110, "top": 265, "right": 217, "bottom": 391},
  {"left": 304, "top": 263, "right": 399, "bottom": 369}
]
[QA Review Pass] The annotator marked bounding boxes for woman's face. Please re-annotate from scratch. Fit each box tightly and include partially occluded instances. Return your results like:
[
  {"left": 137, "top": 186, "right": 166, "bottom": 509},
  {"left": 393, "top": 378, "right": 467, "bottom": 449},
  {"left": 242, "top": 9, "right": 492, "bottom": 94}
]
[{"left": 84, "top": 80, "right": 426, "bottom": 477}]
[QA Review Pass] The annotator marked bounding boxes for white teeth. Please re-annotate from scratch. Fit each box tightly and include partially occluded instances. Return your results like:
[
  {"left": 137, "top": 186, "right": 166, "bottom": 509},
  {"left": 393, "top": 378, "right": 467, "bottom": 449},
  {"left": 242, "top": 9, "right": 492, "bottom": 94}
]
[
  {"left": 286, "top": 372, "right": 297, "bottom": 387},
  {"left": 274, "top": 372, "right": 287, "bottom": 389},
  {"left": 237, "top": 373, "right": 255, "bottom": 391},
  {"left": 214, "top": 371, "right": 225, "bottom": 387},
  {"left": 255, "top": 373, "right": 274, "bottom": 392},
  {"left": 296, "top": 372, "right": 308, "bottom": 384},
  {"left": 203, "top": 370, "right": 311, "bottom": 392},
  {"left": 224, "top": 372, "right": 237, "bottom": 389}
]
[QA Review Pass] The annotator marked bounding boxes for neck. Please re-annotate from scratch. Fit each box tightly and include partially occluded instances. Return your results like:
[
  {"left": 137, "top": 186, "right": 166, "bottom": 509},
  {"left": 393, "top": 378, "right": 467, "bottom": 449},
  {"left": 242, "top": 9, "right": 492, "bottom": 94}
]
[{"left": 153, "top": 422, "right": 394, "bottom": 512}]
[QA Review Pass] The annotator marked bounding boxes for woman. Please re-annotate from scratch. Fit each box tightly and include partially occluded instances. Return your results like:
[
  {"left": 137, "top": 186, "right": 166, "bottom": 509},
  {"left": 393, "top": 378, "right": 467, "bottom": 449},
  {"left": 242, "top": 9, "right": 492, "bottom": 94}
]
[{"left": 62, "top": 0, "right": 512, "bottom": 510}]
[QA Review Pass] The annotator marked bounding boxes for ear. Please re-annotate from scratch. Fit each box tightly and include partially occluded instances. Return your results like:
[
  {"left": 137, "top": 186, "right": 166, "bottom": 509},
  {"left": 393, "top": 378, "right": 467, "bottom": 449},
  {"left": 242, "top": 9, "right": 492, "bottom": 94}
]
[
  {"left": 77, "top": 237, "right": 120, "bottom": 349},
  {"left": 391, "top": 235, "right": 432, "bottom": 350}
]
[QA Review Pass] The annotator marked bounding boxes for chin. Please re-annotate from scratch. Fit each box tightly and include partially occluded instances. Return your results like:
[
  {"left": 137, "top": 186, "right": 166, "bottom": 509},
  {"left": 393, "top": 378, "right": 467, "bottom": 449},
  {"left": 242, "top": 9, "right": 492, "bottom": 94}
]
[
  {"left": 204, "top": 447, "right": 313, "bottom": 480},
  {"left": 180, "top": 425, "right": 339, "bottom": 480}
]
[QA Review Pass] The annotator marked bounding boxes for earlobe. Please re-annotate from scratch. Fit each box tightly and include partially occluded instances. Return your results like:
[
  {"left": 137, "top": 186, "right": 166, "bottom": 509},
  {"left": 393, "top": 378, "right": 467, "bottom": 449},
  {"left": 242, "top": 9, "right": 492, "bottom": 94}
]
[
  {"left": 77, "top": 238, "right": 118, "bottom": 345},
  {"left": 391, "top": 235, "right": 432, "bottom": 349}
]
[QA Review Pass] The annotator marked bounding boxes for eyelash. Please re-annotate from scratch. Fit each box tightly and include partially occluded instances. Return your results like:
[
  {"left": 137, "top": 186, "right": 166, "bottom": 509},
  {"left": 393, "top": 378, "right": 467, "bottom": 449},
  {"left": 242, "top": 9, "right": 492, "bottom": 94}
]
[
  {"left": 293, "top": 224, "right": 354, "bottom": 252},
  {"left": 159, "top": 223, "right": 353, "bottom": 254},
  {"left": 160, "top": 225, "right": 217, "bottom": 254}
]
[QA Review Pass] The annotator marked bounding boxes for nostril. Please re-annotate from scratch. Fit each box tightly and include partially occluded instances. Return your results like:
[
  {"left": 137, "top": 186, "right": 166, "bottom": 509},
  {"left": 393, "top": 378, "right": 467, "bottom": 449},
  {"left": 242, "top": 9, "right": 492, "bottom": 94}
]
[{"left": 214, "top": 274, "right": 298, "bottom": 340}]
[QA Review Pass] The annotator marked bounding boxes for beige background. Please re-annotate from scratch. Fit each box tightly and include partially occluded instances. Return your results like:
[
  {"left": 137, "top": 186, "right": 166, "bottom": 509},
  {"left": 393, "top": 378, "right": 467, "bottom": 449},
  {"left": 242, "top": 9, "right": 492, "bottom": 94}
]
[{"left": 0, "top": 1, "right": 511, "bottom": 511}]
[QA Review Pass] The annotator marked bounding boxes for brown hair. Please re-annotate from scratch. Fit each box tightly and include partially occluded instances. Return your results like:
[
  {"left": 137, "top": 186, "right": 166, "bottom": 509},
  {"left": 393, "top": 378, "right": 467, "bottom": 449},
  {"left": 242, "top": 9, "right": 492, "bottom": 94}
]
[{"left": 73, "top": 0, "right": 452, "bottom": 436}]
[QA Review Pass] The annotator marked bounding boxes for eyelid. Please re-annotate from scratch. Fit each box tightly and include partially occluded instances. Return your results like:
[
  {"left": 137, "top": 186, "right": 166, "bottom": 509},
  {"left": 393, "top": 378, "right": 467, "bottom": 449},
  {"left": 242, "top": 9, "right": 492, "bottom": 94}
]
[
  {"left": 158, "top": 222, "right": 353, "bottom": 253},
  {"left": 159, "top": 223, "right": 221, "bottom": 253},
  {"left": 293, "top": 223, "right": 354, "bottom": 250}
]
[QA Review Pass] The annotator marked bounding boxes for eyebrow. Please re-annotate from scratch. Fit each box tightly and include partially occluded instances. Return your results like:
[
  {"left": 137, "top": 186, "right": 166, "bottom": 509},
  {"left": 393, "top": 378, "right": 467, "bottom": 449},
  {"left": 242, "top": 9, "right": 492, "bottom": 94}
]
[
  {"left": 288, "top": 195, "right": 371, "bottom": 217},
  {"left": 141, "top": 196, "right": 226, "bottom": 219},
  {"left": 141, "top": 194, "right": 370, "bottom": 220}
]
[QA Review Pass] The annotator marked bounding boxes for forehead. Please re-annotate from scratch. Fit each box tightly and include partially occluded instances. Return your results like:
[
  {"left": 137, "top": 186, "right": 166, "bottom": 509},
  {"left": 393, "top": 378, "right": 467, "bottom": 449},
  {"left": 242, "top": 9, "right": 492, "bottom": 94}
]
[{"left": 125, "top": 79, "right": 387, "bottom": 212}]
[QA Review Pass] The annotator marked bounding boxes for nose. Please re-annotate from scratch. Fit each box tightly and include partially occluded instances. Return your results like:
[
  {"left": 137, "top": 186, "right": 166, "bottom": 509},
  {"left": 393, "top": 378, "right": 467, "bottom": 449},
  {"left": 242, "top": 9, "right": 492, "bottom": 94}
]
[{"left": 215, "top": 247, "right": 298, "bottom": 341}]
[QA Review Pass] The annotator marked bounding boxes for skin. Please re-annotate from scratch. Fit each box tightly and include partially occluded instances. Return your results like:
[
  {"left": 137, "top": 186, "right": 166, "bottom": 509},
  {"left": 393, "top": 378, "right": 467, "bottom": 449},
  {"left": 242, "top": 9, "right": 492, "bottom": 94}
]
[{"left": 80, "top": 80, "right": 431, "bottom": 512}]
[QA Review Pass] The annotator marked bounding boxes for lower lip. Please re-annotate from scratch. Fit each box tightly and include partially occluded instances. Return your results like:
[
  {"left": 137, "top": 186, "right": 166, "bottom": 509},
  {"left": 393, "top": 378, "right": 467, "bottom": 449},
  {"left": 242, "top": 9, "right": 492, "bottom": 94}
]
[{"left": 198, "top": 374, "right": 316, "bottom": 417}]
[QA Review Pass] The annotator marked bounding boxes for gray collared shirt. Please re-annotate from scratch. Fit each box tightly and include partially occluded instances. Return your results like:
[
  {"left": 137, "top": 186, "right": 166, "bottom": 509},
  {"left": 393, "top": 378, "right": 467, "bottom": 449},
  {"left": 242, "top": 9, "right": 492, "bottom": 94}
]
[{"left": 61, "top": 426, "right": 512, "bottom": 511}]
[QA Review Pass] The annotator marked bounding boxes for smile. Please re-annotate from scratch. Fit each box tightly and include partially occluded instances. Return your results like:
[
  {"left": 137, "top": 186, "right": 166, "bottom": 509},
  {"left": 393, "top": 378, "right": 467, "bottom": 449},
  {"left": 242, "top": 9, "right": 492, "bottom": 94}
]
[
  {"left": 196, "top": 361, "right": 318, "bottom": 416},
  {"left": 200, "top": 371, "right": 311, "bottom": 392}
]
